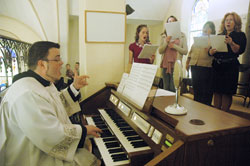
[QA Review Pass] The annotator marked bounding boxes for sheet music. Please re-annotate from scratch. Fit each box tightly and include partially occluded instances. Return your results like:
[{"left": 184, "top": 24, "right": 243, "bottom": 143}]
[
  {"left": 138, "top": 44, "right": 158, "bottom": 59},
  {"left": 117, "top": 73, "right": 129, "bottom": 93},
  {"left": 193, "top": 36, "right": 209, "bottom": 48},
  {"left": 122, "top": 63, "right": 158, "bottom": 109},
  {"left": 155, "top": 88, "right": 175, "bottom": 97},
  {"left": 210, "top": 35, "right": 228, "bottom": 52},
  {"left": 165, "top": 22, "right": 181, "bottom": 40}
]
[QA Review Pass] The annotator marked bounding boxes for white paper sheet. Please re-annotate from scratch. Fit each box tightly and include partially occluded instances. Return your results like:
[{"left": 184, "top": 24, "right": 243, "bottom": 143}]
[
  {"left": 117, "top": 73, "right": 129, "bottom": 93},
  {"left": 165, "top": 22, "right": 181, "bottom": 40},
  {"left": 210, "top": 35, "right": 228, "bottom": 52},
  {"left": 122, "top": 63, "right": 158, "bottom": 109},
  {"left": 138, "top": 44, "right": 158, "bottom": 59},
  {"left": 193, "top": 36, "right": 209, "bottom": 48},
  {"left": 155, "top": 88, "right": 175, "bottom": 97}
]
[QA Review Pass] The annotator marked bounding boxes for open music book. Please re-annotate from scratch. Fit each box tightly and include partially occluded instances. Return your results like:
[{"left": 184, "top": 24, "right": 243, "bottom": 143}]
[{"left": 117, "top": 63, "right": 158, "bottom": 109}]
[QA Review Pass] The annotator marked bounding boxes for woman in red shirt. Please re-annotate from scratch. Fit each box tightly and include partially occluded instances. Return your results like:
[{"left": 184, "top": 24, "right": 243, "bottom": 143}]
[{"left": 128, "top": 24, "right": 155, "bottom": 72}]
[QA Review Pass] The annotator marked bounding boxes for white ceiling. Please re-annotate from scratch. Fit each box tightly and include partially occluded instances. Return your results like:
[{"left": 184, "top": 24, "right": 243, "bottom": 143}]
[
  {"left": 0, "top": 0, "right": 59, "bottom": 41},
  {"left": 126, "top": 0, "right": 173, "bottom": 24}
]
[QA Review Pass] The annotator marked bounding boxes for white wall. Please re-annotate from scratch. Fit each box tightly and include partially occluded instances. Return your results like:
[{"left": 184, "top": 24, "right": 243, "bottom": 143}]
[
  {"left": 67, "top": 16, "right": 79, "bottom": 74},
  {"left": 79, "top": 0, "right": 126, "bottom": 99}
]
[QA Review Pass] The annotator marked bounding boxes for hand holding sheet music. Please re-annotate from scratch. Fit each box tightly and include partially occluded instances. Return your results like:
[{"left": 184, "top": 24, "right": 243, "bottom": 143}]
[
  {"left": 165, "top": 22, "right": 181, "bottom": 40},
  {"left": 138, "top": 44, "right": 158, "bottom": 59}
]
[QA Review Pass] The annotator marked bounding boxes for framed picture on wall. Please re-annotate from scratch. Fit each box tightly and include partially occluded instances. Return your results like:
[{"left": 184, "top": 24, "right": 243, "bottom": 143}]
[{"left": 85, "top": 10, "right": 126, "bottom": 43}]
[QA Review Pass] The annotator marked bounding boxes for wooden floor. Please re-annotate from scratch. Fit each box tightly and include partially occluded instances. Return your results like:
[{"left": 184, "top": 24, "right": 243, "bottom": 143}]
[{"left": 231, "top": 96, "right": 250, "bottom": 112}]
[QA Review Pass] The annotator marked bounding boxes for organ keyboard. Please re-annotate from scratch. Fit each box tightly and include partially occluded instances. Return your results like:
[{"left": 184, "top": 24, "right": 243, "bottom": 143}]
[
  {"left": 81, "top": 85, "right": 250, "bottom": 166},
  {"left": 86, "top": 115, "right": 130, "bottom": 166},
  {"left": 86, "top": 108, "right": 152, "bottom": 166}
]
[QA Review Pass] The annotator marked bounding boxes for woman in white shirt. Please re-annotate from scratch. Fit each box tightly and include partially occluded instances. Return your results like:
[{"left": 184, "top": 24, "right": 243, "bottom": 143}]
[{"left": 186, "top": 21, "right": 216, "bottom": 106}]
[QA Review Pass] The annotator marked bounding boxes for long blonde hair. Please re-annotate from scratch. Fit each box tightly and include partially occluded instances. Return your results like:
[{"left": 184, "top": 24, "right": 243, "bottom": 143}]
[{"left": 219, "top": 12, "right": 242, "bottom": 34}]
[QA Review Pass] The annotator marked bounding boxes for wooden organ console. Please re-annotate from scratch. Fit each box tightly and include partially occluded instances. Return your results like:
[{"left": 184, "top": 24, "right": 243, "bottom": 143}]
[{"left": 80, "top": 85, "right": 250, "bottom": 166}]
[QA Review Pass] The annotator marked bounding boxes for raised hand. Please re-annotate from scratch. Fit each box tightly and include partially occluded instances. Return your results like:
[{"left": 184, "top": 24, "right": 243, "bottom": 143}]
[
  {"left": 73, "top": 70, "right": 89, "bottom": 90},
  {"left": 168, "top": 42, "right": 175, "bottom": 49},
  {"left": 209, "top": 48, "right": 217, "bottom": 55},
  {"left": 225, "top": 35, "right": 233, "bottom": 45},
  {"left": 166, "top": 36, "right": 172, "bottom": 42},
  {"left": 150, "top": 54, "right": 156, "bottom": 63}
]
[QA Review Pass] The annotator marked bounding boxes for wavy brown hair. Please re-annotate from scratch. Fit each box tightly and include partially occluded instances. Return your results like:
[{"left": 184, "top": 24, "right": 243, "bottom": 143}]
[
  {"left": 219, "top": 12, "right": 242, "bottom": 34},
  {"left": 135, "top": 24, "right": 150, "bottom": 43}
]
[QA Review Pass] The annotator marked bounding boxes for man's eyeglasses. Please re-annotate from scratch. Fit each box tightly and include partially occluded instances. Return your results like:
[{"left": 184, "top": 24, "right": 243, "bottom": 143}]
[{"left": 42, "top": 58, "right": 62, "bottom": 62}]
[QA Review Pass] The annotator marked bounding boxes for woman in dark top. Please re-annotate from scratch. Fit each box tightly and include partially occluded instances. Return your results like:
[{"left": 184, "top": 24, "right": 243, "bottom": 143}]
[{"left": 209, "top": 12, "right": 247, "bottom": 111}]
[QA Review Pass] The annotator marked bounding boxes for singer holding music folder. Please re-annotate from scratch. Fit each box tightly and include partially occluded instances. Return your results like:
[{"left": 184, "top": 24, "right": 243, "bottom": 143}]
[
  {"left": 186, "top": 21, "right": 216, "bottom": 106},
  {"left": 208, "top": 12, "right": 247, "bottom": 112},
  {"left": 128, "top": 24, "right": 155, "bottom": 72},
  {"left": 159, "top": 16, "right": 188, "bottom": 92}
]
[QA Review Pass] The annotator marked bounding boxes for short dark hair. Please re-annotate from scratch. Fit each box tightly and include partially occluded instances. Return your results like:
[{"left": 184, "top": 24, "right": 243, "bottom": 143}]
[
  {"left": 167, "top": 15, "right": 178, "bottom": 23},
  {"left": 75, "top": 62, "right": 79, "bottom": 65},
  {"left": 135, "top": 24, "right": 150, "bottom": 43},
  {"left": 203, "top": 21, "right": 216, "bottom": 35},
  {"left": 28, "top": 41, "right": 60, "bottom": 70}
]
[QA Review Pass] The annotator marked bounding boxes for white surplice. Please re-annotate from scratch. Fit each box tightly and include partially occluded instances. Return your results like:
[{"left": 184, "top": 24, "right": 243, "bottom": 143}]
[{"left": 0, "top": 77, "right": 98, "bottom": 166}]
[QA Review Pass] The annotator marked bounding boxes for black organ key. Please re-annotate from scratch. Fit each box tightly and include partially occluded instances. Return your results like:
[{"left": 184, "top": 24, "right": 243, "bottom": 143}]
[
  {"left": 105, "top": 108, "right": 115, "bottom": 112},
  {"left": 103, "top": 137, "right": 116, "bottom": 142},
  {"left": 96, "top": 124, "right": 107, "bottom": 130},
  {"left": 113, "top": 119, "right": 125, "bottom": 123},
  {"left": 131, "top": 140, "right": 148, "bottom": 148},
  {"left": 119, "top": 126, "right": 133, "bottom": 131},
  {"left": 105, "top": 142, "right": 120, "bottom": 148},
  {"left": 116, "top": 123, "right": 129, "bottom": 127},
  {"left": 123, "top": 131, "right": 138, "bottom": 136},
  {"left": 111, "top": 153, "right": 128, "bottom": 161},
  {"left": 113, "top": 157, "right": 128, "bottom": 162},
  {"left": 108, "top": 148, "right": 124, "bottom": 154},
  {"left": 94, "top": 121, "right": 105, "bottom": 125},
  {"left": 127, "top": 136, "right": 142, "bottom": 141},
  {"left": 101, "top": 129, "right": 113, "bottom": 138},
  {"left": 92, "top": 116, "right": 103, "bottom": 122}
]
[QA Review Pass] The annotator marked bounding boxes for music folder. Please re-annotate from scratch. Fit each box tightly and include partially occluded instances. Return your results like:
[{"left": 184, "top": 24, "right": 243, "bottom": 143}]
[
  {"left": 210, "top": 35, "right": 228, "bottom": 52},
  {"left": 138, "top": 44, "right": 158, "bottom": 59},
  {"left": 193, "top": 36, "right": 209, "bottom": 48},
  {"left": 165, "top": 21, "right": 181, "bottom": 40}
]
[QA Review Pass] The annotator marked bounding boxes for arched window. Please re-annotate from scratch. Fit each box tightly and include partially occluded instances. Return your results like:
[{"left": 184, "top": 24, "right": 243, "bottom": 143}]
[
  {"left": 0, "top": 36, "right": 30, "bottom": 92},
  {"left": 189, "top": 0, "right": 209, "bottom": 46}
]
